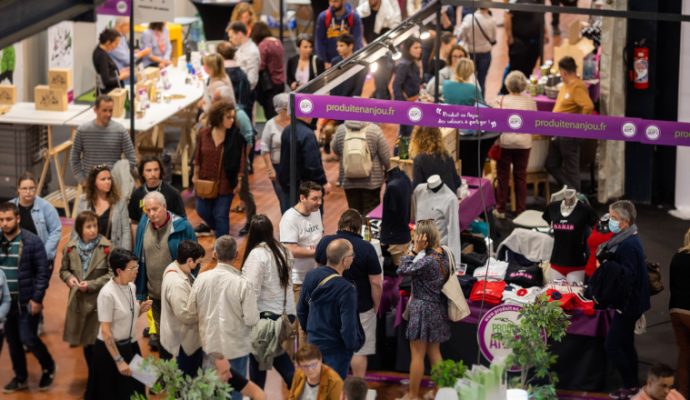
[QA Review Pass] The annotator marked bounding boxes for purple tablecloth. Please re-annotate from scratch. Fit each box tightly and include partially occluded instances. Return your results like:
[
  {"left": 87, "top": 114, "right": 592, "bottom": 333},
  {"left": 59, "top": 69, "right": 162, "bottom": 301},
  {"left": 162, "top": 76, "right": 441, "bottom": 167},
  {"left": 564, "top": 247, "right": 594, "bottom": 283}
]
[
  {"left": 534, "top": 81, "right": 601, "bottom": 112},
  {"left": 368, "top": 176, "right": 495, "bottom": 232},
  {"left": 390, "top": 282, "right": 613, "bottom": 338}
]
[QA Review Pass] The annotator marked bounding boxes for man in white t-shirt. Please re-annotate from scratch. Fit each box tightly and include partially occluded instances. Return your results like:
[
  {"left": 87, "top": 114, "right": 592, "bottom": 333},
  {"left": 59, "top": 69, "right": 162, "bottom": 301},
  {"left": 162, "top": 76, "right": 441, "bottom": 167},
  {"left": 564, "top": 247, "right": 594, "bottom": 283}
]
[{"left": 280, "top": 181, "right": 324, "bottom": 346}]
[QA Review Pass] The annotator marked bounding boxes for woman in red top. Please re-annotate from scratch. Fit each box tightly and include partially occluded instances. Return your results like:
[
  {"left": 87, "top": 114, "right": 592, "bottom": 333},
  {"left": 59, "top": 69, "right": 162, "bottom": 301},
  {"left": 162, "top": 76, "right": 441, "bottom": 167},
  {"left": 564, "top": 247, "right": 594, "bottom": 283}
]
[
  {"left": 251, "top": 21, "right": 285, "bottom": 120},
  {"left": 193, "top": 101, "right": 246, "bottom": 237}
]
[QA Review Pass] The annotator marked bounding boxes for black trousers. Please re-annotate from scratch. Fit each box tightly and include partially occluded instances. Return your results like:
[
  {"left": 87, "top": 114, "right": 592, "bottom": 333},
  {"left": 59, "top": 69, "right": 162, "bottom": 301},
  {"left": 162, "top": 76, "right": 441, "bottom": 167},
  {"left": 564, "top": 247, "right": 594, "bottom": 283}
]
[
  {"left": 5, "top": 299, "right": 55, "bottom": 381},
  {"left": 605, "top": 312, "right": 641, "bottom": 388}
]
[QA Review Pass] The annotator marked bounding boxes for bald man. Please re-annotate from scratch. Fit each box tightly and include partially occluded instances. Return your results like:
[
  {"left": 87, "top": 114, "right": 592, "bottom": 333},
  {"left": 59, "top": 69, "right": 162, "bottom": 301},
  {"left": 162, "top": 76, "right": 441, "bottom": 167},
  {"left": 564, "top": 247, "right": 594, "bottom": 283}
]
[
  {"left": 297, "top": 239, "right": 365, "bottom": 379},
  {"left": 109, "top": 17, "right": 151, "bottom": 71}
]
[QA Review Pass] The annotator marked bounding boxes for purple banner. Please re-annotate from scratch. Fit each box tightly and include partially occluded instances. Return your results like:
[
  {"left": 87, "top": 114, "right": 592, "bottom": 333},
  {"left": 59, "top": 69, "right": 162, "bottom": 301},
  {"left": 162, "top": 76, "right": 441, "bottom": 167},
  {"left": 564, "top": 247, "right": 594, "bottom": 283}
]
[
  {"left": 293, "top": 94, "right": 690, "bottom": 147},
  {"left": 97, "top": 0, "right": 130, "bottom": 16}
]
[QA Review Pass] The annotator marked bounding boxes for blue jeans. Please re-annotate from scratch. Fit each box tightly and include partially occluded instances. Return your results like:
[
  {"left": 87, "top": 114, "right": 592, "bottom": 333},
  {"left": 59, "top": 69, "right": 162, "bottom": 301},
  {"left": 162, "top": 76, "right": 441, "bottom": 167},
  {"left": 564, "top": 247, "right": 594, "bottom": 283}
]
[
  {"left": 196, "top": 194, "right": 233, "bottom": 237},
  {"left": 229, "top": 355, "right": 249, "bottom": 400},
  {"left": 249, "top": 352, "right": 294, "bottom": 388},
  {"left": 272, "top": 164, "right": 291, "bottom": 214},
  {"left": 605, "top": 312, "right": 640, "bottom": 388},
  {"left": 178, "top": 347, "right": 204, "bottom": 377},
  {"left": 471, "top": 52, "right": 492, "bottom": 97},
  {"left": 321, "top": 348, "right": 353, "bottom": 379},
  {"left": 5, "top": 299, "right": 55, "bottom": 381}
]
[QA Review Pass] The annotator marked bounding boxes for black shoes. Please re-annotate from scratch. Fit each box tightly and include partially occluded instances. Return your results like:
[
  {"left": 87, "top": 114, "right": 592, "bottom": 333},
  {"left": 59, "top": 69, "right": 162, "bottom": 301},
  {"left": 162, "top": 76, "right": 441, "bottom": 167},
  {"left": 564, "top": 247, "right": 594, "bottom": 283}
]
[
  {"left": 38, "top": 367, "right": 56, "bottom": 391},
  {"left": 239, "top": 224, "right": 250, "bottom": 236},
  {"left": 3, "top": 377, "right": 28, "bottom": 393}
]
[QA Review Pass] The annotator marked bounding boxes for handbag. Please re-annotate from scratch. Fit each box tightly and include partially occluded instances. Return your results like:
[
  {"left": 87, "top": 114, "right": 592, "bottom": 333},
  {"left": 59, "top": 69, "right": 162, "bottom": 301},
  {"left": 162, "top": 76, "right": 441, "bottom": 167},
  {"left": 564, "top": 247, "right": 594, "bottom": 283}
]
[
  {"left": 488, "top": 142, "right": 502, "bottom": 161},
  {"left": 279, "top": 284, "right": 296, "bottom": 345},
  {"left": 259, "top": 68, "right": 275, "bottom": 92},
  {"left": 195, "top": 145, "right": 224, "bottom": 199},
  {"left": 647, "top": 261, "right": 664, "bottom": 296},
  {"left": 441, "top": 246, "right": 471, "bottom": 322}
]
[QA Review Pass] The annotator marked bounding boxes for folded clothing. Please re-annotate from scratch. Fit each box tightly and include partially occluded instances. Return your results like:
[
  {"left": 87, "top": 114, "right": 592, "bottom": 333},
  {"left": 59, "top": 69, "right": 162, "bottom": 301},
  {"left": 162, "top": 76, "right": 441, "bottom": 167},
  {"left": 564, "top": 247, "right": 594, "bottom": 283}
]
[
  {"left": 473, "top": 258, "right": 509, "bottom": 280},
  {"left": 463, "top": 252, "right": 488, "bottom": 276},
  {"left": 470, "top": 280, "right": 507, "bottom": 305},
  {"left": 502, "top": 283, "right": 541, "bottom": 305},
  {"left": 542, "top": 288, "right": 595, "bottom": 316},
  {"left": 505, "top": 263, "right": 543, "bottom": 288}
]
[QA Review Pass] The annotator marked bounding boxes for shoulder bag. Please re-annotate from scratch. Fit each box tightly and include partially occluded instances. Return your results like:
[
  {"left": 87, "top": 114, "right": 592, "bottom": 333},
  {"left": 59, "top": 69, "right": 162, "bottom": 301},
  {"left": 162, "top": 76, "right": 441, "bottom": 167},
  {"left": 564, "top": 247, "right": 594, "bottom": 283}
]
[
  {"left": 195, "top": 140, "right": 224, "bottom": 199},
  {"left": 441, "top": 246, "right": 471, "bottom": 322}
]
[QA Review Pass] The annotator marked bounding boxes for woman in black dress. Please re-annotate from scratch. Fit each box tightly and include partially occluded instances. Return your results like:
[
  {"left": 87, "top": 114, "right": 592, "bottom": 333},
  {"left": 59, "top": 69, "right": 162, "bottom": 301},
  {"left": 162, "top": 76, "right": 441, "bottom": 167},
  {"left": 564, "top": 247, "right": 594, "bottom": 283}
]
[{"left": 93, "top": 28, "right": 129, "bottom": 95}]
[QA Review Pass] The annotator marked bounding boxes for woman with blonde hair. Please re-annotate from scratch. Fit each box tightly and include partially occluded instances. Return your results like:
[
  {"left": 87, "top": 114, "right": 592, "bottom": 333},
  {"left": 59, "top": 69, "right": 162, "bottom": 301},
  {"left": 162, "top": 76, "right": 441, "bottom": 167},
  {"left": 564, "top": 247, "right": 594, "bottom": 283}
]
[
  {"left": 397, "top": 220, "right": 451, "bottom": 400},
  {"left": 230, "top": 3, "right": 256, "bottom": 35},
  {"left": 75, "top": 165, "right": 131, "bottom": 250},
  {"left": 494, "top": 70, "right": 537, "bottom": 218},
  {"left": 669, "top": 227, "right": 690, "bottom": 397},
  {"left": 200, "top": 53, "right": 233, "bottom": 113},
  {"left": 442, "top": 57, "right": 483, "bottom": 105},
  {"left": 410, "top": 126, "right": 461, "bottom": 192},
  {"left": 427, "top": 44, "right": 477, "bottom": 99}
]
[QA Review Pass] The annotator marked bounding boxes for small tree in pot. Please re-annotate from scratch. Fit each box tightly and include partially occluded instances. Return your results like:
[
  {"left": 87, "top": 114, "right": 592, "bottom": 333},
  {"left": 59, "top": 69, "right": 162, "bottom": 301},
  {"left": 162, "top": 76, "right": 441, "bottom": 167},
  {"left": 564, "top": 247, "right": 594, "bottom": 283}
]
[
  {"left": 131, "top": 357, "right": 232, "bottom": 400},
  {"left": 493, "top": 295, "right": 570, "bottom": 400}
]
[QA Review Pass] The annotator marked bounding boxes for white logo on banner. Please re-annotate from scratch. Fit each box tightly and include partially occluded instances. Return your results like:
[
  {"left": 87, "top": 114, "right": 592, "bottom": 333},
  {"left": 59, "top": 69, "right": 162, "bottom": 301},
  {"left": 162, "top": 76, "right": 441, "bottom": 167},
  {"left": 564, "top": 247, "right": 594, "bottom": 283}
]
[
  {"left": 508, "top": 114, "right": 523, "bottom": 130},
  {"left": 408, "top": 107, "right": 422, "bottom": 122},
  {"left": 117, "top": 1, "right": 128, "bottom": 12},
  {"left": 622, "top": 122, "right": 637, "bottom": 138},
  {"left": 298, "top": 99, "right": 313, "bottom": 114},
  {"left": 645, "top": 125, "right": 660, "bottom": 141}
]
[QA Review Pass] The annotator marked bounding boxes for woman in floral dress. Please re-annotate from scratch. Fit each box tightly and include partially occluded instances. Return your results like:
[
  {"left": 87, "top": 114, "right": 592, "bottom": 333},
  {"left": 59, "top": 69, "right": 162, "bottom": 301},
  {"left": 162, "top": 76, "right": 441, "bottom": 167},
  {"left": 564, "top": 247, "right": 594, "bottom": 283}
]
[{"left": 397, "top": 220, "right": 451, "bottom": 400}]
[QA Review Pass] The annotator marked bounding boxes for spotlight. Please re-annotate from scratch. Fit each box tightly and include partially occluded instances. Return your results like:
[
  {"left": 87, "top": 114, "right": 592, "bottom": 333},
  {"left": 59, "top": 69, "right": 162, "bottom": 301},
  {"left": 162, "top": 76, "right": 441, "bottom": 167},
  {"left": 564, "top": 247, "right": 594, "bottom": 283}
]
[
  {"left": 417, "top": 22, "right": 430, "bottom": 40},
  {"left": 386, "top": 42, "right": 402, "bottom": 61},
  {"left": 369, "top": 61, "right": 379, "bottom": 73}
]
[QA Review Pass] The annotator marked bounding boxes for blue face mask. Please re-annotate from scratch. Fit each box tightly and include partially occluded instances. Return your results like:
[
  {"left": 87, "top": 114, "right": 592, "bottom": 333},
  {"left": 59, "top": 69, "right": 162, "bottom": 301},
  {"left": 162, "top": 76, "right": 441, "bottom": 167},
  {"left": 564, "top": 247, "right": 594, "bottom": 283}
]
[{"left": 608, "top": 218, "right": 622, "bottom": 234}]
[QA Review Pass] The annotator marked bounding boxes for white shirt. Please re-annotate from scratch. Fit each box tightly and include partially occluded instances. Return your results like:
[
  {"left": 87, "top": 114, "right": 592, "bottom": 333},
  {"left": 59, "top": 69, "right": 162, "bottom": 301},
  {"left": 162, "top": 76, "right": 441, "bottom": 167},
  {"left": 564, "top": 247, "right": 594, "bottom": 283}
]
[
  {"left": 260, "top": 117, "right": 286, "bottom": 165},
  {"left": 236, "top": 39, "right": 260, "bottom": 89},
  {"left": 160, "top": 262, "right": 201, "bottom": 356},
  {"left": 300, "top": 383, "right": 319, "bottom": 400},
  {"left": 242, "top": 243, "right": 297, "bottom": 315},
  {"left": 473, "top": 257, "right": 509, "bottom": 280},
  {"left": 502, "top": 283, "right": 540, "bottom": 305},
  {"left": 97, "top": 280, "right": 139, "bottom": 342},
  {"left": 280, "top": 208, "right": 324, "bottom": 284},
  {"left": 188, "top": 263, "right": 259, "bottom": 360},
  {"left": 458, "top": 11, "right": 497, "bottom": 54}
]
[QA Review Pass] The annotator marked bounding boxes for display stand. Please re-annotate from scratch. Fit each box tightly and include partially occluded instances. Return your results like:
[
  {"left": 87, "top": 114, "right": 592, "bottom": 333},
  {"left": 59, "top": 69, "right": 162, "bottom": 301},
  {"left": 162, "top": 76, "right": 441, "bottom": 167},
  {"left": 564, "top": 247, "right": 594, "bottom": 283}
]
[{"left": 0, "top": 102, "right": 91, "bottom": 218}]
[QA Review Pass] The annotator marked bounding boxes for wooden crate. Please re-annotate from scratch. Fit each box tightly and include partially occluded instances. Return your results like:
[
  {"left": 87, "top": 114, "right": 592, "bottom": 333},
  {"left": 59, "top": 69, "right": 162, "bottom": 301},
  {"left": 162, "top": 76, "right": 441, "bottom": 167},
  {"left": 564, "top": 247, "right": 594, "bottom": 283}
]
[
  {"left": 48, "top": 68, "right": 72, "bottom": 91},
  {"left": 0, "top": 85, "right": 17, "bottom": 105},
  {"left": 440, "top": 127, "right": 458, "bottom": 160},
  {"left": 390, "top": 157, "right": 414, "bottom": 180},
  {"left": 34, "top": 85, "right": 68, "bottom": 111},
  {"left": 144, "top": 67, "right": 160, "bottom": 81},
  {"left": 108, "top": 88, "right": 127, "bottom": 118}
]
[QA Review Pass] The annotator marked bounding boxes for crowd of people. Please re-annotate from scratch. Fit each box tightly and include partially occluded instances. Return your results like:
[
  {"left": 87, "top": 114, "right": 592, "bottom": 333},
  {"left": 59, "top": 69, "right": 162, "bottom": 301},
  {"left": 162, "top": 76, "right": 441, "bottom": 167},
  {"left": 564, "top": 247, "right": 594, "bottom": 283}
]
[{"left": 0, "top": 1, "right": 685, "bottom": 399}]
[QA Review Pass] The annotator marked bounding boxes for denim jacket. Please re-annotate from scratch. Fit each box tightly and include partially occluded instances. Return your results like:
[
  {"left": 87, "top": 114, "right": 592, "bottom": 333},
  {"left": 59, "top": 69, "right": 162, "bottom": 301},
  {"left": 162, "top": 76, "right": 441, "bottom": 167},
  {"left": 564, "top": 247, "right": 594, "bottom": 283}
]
[
  {"left": 0, "top": 269, "right": 10, "bottom": 329},
  {"left": 10, "top": 196, "right": 62, "bottom": 261}
]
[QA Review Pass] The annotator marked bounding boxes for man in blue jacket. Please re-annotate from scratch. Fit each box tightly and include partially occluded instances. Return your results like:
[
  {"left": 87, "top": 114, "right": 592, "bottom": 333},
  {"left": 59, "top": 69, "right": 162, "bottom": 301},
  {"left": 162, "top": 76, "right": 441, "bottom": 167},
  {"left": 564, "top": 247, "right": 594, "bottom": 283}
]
[
  {"left": 315, "top": 0, "right": 363, "bottom": 65},
  {"left": 298, "top": 238, "right": 364, "bottom": 379},
  {"left": 133, "top": 191, "right": 195, "bottom": 355},
  {"left": 0, "top": 202, "right": 55, "bottom": 393}
]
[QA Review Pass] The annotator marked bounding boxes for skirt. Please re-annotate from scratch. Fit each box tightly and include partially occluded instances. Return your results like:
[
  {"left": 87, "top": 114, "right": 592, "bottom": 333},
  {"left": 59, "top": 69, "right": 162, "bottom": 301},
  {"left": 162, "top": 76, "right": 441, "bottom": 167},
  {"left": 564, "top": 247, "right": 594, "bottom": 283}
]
[{"left": 86, "top": 339, "right": 146, "bottom": 400}]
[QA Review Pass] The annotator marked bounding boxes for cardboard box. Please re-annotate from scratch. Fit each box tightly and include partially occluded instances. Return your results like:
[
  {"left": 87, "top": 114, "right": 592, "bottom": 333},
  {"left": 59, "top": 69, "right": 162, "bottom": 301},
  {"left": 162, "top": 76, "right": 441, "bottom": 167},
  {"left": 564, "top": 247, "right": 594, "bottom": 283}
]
[
  {"left": 34, "top": 85, "right": 68, "bottom": 111},
  {"left": 108, "top": 88, "right": 127, "bottom": 118},
  {"left": 48, "top": 69, "right": 72, "bottom": 91},
  {"left": 0, "top": 85, "right": 17, "bottom": 105},
  {"left": 144, "top": 67, "right": 160, "bottom": 81}
]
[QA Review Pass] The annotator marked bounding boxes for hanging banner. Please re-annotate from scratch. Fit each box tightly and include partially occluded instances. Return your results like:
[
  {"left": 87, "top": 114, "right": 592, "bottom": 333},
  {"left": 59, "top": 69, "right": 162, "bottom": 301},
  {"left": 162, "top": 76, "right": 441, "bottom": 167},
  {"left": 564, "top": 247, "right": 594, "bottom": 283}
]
[
  {"left": 134, "top": 0, "right": 176, "bottom": 22},
  {"left": 293, "top": 94, "right": 690, "bottom": 147},
  {"left": 97, "top": 0, "right": 131, "bottom": 16}
]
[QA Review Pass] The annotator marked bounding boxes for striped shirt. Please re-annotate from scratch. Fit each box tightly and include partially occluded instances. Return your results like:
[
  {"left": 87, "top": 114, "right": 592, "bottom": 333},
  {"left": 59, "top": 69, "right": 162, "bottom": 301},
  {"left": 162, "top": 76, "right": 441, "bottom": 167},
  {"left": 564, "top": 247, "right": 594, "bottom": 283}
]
[
  {"left": 69, "top": 119, "right": 137, "bottom": 182},
  {"left": 0, "top": 233, "right": 22, "bottom": 296}
]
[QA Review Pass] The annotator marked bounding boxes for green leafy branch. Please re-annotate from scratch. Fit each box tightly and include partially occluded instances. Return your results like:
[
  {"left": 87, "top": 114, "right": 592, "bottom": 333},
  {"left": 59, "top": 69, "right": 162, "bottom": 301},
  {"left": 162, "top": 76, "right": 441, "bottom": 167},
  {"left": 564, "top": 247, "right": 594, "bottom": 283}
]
[{"left": 130, "top": 357, "right": 232, "bottom": 400}]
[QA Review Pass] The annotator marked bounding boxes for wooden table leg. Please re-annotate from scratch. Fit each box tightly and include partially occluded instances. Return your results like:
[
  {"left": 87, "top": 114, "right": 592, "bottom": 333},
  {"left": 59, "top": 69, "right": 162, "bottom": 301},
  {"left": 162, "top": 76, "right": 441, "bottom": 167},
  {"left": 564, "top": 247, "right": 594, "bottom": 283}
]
[{"left": 37, "top": 126, "right": 52, "bottom": 194}]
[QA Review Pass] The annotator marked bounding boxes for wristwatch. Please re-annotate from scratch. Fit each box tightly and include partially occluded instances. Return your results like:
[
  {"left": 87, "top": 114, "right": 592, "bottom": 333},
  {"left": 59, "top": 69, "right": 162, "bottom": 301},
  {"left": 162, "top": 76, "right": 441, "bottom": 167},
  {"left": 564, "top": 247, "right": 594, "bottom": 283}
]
[{"left": 114, "top": 355, "right": 124, "bottom": 363}]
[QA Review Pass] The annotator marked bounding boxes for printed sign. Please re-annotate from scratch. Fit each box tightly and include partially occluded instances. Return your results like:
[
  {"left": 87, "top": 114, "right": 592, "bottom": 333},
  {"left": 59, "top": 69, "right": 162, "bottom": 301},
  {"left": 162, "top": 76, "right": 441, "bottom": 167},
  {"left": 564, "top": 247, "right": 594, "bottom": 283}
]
[
  {"left": 135, "top": 0, "right": 176, "bottom": 22},
  {"left": 293, "top": 94, "right": 690, "bottom": 147},
  {"left": 477, "top": 304, "right": 529, "bottom": 372}
]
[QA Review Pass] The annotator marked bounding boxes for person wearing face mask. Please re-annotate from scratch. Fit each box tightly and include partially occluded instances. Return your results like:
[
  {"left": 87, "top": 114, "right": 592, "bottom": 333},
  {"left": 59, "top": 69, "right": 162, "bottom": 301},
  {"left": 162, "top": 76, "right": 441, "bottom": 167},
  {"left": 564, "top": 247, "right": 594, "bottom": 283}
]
[
  {"left": 75, "top": 165, "right": 131, "bottom": 251},
  {"left": 160, "top": 241, "right": 205, "bottom": 377},
  {"left": 128, "top": 157, "right": 186, "bottom": 234},
  {"left": 59, "top": 211, "right": 112, "bottom": 397},
  {"left": 597, "top": 200, "right": 651, "bottom": 400}
]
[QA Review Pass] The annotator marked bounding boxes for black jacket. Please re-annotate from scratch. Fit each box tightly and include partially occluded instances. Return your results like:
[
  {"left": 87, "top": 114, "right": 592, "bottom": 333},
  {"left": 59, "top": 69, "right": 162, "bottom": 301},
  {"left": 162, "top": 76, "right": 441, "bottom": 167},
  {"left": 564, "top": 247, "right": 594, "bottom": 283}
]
[
  {"left": 12, "top": 229, "right": 51, "bottom": 305},
  {"left": 381, "top": 167, "right": 412, "bottom": 245},
  {"left": 277, "top": 119, "right": 327, "bottom": 193},
  {"left": 93, "top": 46, "right": 120, "bottom": 95},
  {"left": 393, "top": 58, "right": 421, "bottom": 100},
  {"left": 225, "top": 66, "right": 252, "bottom": 113},
  {"left": 669, "top": 251, "right": 690, "bottom": 311},
  {"left": 286, "top": 55, "right": 326, "bottom": 89}
]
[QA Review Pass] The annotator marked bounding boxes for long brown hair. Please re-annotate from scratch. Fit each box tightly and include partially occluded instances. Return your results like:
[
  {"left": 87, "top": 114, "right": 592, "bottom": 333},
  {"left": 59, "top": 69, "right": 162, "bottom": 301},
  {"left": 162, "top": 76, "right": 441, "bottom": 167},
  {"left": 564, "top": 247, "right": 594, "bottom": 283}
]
[
  {"left": 85, "top": 164, "right": 120, "bottom": 207},
  {"left": 241, "top": 215, "right": 290, "bottom": 289},
  {"left": 409, "top": 126, "right": 449, "bottom": 158}
]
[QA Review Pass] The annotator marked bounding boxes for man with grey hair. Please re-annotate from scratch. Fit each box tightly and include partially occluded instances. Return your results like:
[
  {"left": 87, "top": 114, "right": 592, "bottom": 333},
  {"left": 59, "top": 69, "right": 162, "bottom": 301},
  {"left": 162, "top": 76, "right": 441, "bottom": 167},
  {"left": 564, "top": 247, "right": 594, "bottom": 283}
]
[
  {"left": 109, "top": 17, "right": 151, "bottom": 71},
  {"left": 188, "top": 235, "right": 259, "bottom": 400},
  {"left": 297, "top": 238, "right": 364, "bottom": 379},
  {"left": 134, "top": 191, "right": 195, "bottom": 354}
]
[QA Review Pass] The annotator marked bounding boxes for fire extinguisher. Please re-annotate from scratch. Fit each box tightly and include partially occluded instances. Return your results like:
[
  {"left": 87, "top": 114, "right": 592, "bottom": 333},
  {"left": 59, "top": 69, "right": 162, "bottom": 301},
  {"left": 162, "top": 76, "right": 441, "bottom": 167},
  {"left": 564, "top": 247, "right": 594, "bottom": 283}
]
[{"left": 633, "top": 40, "right": 649, "bottom": 90}]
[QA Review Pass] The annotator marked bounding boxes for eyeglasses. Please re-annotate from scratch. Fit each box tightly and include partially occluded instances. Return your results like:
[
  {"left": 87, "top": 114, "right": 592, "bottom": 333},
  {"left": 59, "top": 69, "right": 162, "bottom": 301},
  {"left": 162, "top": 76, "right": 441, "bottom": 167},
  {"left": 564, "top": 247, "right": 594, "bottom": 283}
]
[
  {"left": 298, "top": 361, "right": 320, "bottom": 370},
  {"left": 125, "top": 264, "right": 140, "bottom": 271},
  {"left": 18, "top": 187, "right": 37, "bottom": 192}
]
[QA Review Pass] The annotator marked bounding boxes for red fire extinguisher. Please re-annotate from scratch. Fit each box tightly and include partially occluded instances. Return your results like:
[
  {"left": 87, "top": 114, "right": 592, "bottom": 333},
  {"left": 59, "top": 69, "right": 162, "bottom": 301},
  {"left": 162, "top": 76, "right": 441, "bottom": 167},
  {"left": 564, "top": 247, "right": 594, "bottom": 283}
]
[{"left": 633, "top": 41, "right": 649, "bottom": 90}]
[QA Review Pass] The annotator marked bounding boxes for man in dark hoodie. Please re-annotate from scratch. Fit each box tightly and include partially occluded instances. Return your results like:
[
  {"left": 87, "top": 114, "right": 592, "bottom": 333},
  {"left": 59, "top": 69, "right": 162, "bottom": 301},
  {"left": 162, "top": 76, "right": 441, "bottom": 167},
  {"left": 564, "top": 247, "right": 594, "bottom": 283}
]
[
  {"left": 315, "top": 0, "right": 363, "bottom": 65},
  {"left": 297, "top": 239, "right": 364, "bottom": 379}
]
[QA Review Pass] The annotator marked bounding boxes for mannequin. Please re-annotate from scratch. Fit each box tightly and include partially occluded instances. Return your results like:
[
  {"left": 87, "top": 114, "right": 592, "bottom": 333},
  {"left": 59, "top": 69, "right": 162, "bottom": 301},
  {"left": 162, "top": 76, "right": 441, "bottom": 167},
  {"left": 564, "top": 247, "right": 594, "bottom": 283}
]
[
  {"left": 542, "top": 189, "right": 598, "bottom": 284},
  {"left": 412, "top": 175, "right": 462, "bottom": 267}
]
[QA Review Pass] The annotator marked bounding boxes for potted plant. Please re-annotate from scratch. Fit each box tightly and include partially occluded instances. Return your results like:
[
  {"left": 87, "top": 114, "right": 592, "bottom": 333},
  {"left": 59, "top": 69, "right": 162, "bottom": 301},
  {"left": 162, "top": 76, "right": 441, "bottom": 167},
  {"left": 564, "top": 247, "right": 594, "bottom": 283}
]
[
  {"left": 493, "top": 295, "right": 571, "bottom": 400},
  {"left": 130, "top": 357, "right": 232, "bottom": 400},
  {"left": 431, "top": 359, "right": 467, "bottom": 400}
]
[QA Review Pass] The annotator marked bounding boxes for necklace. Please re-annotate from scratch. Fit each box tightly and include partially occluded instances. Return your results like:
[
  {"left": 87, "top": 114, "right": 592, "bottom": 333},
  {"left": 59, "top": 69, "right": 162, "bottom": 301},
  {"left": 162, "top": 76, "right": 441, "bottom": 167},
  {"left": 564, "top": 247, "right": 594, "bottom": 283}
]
[{"left": 114, "top": 278, "right": 135, "bottom": 339}]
